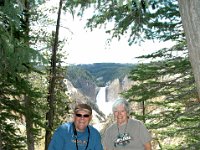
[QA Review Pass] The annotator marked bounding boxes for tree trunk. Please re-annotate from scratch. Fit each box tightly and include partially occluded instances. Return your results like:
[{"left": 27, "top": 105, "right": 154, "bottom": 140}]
[
  {"left": 0, "top": 125, "right": 2, "bottom": 149},
  {"left": 24, "top": 0, "right": 35, "bottom": 149},
  {"left": 45, "top": 0, "right": 63, "bottom": 149},
  {"left": 25, "top": 95, "right": 35, "bottom": 150},
  {"left": 178, "top": 0, "right": 200, "bottom": 100}
]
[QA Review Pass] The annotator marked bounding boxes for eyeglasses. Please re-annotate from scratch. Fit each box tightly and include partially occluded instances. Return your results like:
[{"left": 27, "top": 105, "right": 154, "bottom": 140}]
[{"left": 75, "top": 114, "right": 90, "bottom": 118}]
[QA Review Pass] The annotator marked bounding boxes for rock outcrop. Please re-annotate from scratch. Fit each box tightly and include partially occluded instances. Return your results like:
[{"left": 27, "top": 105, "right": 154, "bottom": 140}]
[
  {"left": 106, "top": 75, "right": 134, "bottom": 102},
  {"left": 64, "top": 75, "right": 134, "bottom": 109},
  {"left": 64, "top": 75, "right": 134, "bottom": 130}
]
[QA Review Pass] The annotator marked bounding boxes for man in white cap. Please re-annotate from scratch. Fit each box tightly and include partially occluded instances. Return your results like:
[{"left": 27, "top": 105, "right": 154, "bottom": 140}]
[{"left": 48, "top": 103, "right": 103, "bottom": 150}]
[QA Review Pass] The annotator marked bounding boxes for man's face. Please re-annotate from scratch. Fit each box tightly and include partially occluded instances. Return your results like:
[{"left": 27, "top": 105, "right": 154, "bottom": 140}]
[
  {"left": 74, "top": 110, "right": 92, "bottom": 132},
  {"left": 113, "top": 104, "right": 128, "bottom": 126}
]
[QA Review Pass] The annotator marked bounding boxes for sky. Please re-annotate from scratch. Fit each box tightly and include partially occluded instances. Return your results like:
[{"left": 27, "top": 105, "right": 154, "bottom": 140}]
[
  {"left": 62, "top": 12, "right": 174, "bottom": 65},
  {"left": 44, "top": 1, "right": 174, "bottom": 65}
]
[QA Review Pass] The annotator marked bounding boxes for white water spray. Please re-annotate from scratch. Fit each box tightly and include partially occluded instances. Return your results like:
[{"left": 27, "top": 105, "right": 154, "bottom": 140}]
[{"left": 96, "top": 87, "right": 114, "bottom": 117}]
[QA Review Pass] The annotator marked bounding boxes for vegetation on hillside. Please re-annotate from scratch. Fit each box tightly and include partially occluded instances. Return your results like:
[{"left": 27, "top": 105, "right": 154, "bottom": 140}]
[
  {"left": 65, "top": 0, "right": 200, "bottom": 148},
  {"left": 66, "top": 63, "right": 135, "bottom": 87},
  {"left": 1, "top": 0, "right": 200, "bottom": 149}
]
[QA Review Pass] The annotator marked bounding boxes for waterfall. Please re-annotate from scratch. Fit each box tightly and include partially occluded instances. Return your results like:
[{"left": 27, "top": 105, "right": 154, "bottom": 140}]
[{"left": 96, "top": 87, "right": 113, "bottom": 117}]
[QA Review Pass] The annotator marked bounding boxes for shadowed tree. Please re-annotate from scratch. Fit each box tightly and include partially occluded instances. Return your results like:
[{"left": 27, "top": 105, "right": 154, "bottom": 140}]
[
  {"left": 0, "top": 0, "right": 46, "bottom": 149},
  {"left": 45, "top": 0, "right": 64, "bottom": 149},
  {"left": 178, "top": 0, "right": 200, "bottom": 100}
]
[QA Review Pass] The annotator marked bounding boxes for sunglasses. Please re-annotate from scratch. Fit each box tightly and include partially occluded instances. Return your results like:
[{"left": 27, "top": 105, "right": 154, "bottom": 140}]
[{"left": 75, "top": 114, "right": 90, "bottom": 118}]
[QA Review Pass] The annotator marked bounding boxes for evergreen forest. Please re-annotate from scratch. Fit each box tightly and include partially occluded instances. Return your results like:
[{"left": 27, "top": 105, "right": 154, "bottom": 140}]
[
  {"left": 0, "top": 0, "right": 200, "bottom": 150},
  {"left": 66, "top": 63, "right": 134, "bottom": 87}
]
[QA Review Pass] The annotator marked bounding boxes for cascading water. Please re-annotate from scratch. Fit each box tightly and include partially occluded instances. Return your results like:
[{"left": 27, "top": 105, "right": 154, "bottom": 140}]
[{"left": 96, "top": 87, "right": 113, "bottom": 117}]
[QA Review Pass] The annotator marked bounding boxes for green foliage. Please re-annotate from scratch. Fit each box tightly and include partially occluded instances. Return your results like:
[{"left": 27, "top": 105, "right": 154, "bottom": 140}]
[
  {"left": 66, "top": 63, "right": 134, "bottom": 87},
  {"left": 0, "top": 0, "right": 48, "bottom": 149},
  {"left": 80, "top": 63, "right": 133, "bottom": 80},
  {"left": 1, "top": 0, "right": 200, "bottom": 149},
  {"left": 0, "top": 97, "right": 26, "bottom": 150},
  {"left": 64, "top": 0, "right": 181, "bottom": 45},
  {"left": 64, "top": 0, "right": 200, "bottom": 147},
  {"left": 123, "top": 43, "right": 200, "bottom": 148},
  {"left": 66, "top": 65, "right": 96, "bottom": 86},
  {"left": 50, "top": 61, "right": 71, "bottom": 129}
]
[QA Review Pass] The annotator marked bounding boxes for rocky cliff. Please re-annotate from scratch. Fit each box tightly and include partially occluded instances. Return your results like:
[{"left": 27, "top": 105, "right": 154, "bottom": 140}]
[
  {"left": 106, "top": 75, "right": 134, "bottom": 102},
  {"left": 64, "top": 75, "right": 134, "bottom": 113},
  {"left": 64, "top": 63, "right": 135, "bottom": 127},
  {"left": 64, "top": 71, "right": 134, "bottom": 131}
]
